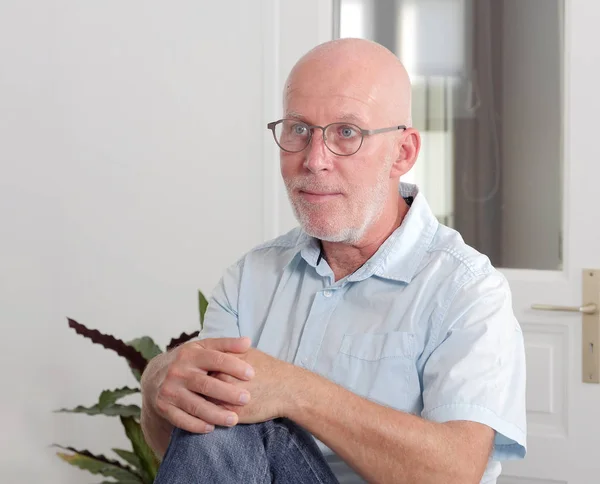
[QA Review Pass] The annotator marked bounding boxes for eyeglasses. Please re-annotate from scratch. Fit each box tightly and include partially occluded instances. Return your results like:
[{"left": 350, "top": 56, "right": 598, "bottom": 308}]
[{"left": 266, "top": 119, "right": 407, "bottom": 156}]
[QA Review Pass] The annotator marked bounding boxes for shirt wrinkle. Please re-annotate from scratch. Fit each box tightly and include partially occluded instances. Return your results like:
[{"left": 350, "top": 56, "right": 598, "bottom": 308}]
[{"left": 201, "top": 182, "right": 527, "bottom": 484}]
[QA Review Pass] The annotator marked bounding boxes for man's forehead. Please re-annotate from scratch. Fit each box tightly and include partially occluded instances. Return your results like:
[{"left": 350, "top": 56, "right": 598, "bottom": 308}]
[
  {"left": 284, "top": 109, "right": 369, "bottom": 125},
  {"left": 283, "top": 88, "right": 380, "bottom": 124}
]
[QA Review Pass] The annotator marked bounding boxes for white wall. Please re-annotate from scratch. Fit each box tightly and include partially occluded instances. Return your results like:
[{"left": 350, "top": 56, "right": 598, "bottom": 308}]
[
  {"left": 0, "top": 1, "right": 333, "bottom": 481},
  {"left": 0, "top": 2, "right": 266, "bottom": 482}
]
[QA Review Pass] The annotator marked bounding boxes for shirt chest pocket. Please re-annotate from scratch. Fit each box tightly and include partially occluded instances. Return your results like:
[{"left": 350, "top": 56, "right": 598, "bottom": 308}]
[{"left": 332, "top": 331, "right": 417, "bottom": 411}]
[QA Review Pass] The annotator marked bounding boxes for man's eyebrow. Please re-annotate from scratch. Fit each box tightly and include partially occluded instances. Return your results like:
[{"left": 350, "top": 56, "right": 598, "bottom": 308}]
[
  {"left": 336, "top": 112, "right": 368, "bottom": 125},
  {"left": 284, "top": 111, "right": 368, "bottom": 125},
  {"left": 285, "top": 111, "right": 305, "bottom": 120}
]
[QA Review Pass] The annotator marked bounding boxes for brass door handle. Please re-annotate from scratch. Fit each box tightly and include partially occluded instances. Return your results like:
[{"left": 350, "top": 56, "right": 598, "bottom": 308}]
[
  {"left": 531, "top": 270, "right": 600, "bottom": 383},
  {"left": 531, "top": 303, "right": 598, "bottom": 315}
]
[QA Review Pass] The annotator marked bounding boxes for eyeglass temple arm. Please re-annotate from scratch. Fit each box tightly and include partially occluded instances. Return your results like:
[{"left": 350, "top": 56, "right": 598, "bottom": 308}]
[
  {"left": 363, "top": 125, "right": 407, "bottom": 135},
  {"left": 266, "top": 121, "right": 407, "bottom": 135}
]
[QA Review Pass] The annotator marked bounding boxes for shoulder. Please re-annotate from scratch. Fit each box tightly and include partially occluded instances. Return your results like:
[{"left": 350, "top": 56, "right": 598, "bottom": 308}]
[
  {"left": 427, "top": 224, "right": 497, "bottom": 278},
  {"left": 421, "top": 224, "right": 518, "bottom": 339},
  {"left": 415, "top": 223, "right": 513, "bottom": 325},
  {"left": 417, "top": 222, "right": 505, "bottom": 294},
  {"left": 248, "top": 226, "right": 307, "bottom": 254},
  {"left": 222, "top": 226, "right": 308, "bottom": 276},
  {"left": 209, "top": 226, "right": 307, "bottom": 303}
]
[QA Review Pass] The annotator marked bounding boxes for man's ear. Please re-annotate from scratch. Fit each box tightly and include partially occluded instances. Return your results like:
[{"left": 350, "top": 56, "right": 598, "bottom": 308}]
[{"left": 390, "top": 128, "right": 421, "bottom": 178}]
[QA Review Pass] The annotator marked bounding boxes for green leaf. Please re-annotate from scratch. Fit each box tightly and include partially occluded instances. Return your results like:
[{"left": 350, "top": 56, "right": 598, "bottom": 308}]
[
  {"left": 54, "top": 445, "right": 142, "bottom": 482},
  {"left": 112, "top": 448, "right": 141, "bottom": 471},
  {"left": 130, "top": 369, "right": 142, "bottom": 382},
  {"left": 120, "top": 416, "right": 159, "bottom": 482},
  {"left": 99, "top": 387, "right": 140, "bottom": 410},
  {"left": 125, "top": 337, "right": 162, "bottom": 382},
  {"left": 198, "top": 290, "right": 209, "bottom": 329},
  {"left": 126, "top": 337, "right": 162, "bottom": 361},
  {"left": 55, "top": 403, "right": 141, "bottom": 418}
]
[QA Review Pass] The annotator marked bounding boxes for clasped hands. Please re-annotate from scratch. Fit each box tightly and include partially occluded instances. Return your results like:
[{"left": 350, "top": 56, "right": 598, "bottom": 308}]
[{"left": 143, "top": 337, "right": 301, "bottom": 433}]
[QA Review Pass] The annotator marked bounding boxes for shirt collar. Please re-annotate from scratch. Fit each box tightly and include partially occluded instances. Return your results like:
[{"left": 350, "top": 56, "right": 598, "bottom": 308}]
[
  {"left": 299, "top": 234, "right": 322, "bottom": 268},
  {"left": 297, "top": 183, "right": 439, "bottom": 283}
]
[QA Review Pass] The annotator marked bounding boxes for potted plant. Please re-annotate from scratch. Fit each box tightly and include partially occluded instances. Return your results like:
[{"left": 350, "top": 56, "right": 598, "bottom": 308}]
[{"left": 52, "top": 290, "right": 209, "bottom": 483}]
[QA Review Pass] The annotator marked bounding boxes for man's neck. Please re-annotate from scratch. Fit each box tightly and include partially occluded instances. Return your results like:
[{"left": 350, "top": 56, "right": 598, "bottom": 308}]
[{"left": 321, "top": 197, "right": 410, "bottom": 281}]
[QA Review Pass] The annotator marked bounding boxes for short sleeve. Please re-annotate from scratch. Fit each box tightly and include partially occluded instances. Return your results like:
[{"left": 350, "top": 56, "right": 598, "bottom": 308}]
[
  {"left": 197, "top": 259, "right": 244, "bottom": 340},
  {"left": 421, "top": 270, "right": 527, "bottom": 460}
]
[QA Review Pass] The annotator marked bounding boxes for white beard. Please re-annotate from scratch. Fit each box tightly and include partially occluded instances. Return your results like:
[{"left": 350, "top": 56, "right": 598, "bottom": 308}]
[{"left": 285, "top": 156, "right": 394, "bottom": 244}]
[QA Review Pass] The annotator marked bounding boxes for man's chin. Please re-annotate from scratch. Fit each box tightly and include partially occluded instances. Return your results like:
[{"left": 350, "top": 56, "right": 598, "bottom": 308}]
[
  {"left": 300, "top": 222, "right": 361, "bottom": 244},
  {"left": 292, "top": 205, "right": 360, "bottom": 242}
]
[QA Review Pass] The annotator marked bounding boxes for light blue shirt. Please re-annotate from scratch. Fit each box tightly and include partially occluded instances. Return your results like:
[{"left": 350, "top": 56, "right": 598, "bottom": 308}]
[{"left": 199, "top": 183, "right": 527, "bottom": 483}]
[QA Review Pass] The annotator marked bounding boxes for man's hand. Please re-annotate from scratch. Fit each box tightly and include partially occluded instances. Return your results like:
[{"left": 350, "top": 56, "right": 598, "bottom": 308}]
[
  {"left": 140, "top": 337, "right": 256, "bottom": 435},
  {"left": 211, "top": 348, "right": 301, "bottom": 424}
]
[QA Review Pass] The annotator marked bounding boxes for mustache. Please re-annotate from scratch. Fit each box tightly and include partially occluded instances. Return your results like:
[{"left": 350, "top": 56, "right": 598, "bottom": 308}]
[{"left": 285, "top": 178, "right": 344, "bottom": 193}]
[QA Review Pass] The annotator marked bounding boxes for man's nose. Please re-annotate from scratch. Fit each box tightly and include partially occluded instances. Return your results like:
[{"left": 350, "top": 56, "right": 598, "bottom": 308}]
[{"left": 303, "top": 129, "right": 334, "bottom": 173}]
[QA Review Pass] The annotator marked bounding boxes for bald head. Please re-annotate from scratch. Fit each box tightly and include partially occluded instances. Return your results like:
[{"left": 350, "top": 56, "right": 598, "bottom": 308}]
[
  {"left": 278, "top": 39, "right": 421, "bottom": 247},
  {"left": 284, "top": 38, "right": 412, "bottom": 127}
]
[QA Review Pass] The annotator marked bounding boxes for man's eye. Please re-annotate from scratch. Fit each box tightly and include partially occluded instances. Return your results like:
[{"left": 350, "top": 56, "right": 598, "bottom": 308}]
[
  {"left": 339, "top": 125, "right": 357, "bottom": 138},
  {"left": 292, "top": 124, "right": 308, "bottom": 135}
]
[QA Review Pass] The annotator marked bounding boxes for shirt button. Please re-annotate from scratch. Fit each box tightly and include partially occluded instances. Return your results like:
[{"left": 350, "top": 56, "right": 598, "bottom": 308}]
[{"left": 323, "top": 289, "right": 333, "bottom": 298}]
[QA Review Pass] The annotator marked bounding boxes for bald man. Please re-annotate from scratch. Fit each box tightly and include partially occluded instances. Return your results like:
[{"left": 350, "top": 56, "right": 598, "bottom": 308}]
[{"left": 141, "top": 39, "right": 527, "bottom": 484}]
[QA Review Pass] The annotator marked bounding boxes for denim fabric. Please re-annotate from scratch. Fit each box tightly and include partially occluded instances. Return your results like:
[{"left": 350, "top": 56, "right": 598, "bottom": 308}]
[{"left": 154, "top": 418, "right": 340, "bottom": 484}]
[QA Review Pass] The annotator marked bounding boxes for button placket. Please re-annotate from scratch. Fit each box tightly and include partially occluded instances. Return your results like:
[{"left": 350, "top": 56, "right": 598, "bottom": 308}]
[{"left": 294, "top": 287, "right": 339, "bottom": 369}]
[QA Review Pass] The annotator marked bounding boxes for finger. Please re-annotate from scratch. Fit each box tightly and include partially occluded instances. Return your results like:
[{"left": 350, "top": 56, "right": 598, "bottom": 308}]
[
  {"left": 162, "top": 403, "right": 216, "bottom": 434},
  {"left": 197, "top": 348, "right": 255, "bottom": 380},
  {"left": 211, "top": 372, "right": 238, "bottom": 384},
  {"left": 199, "top": 336, "right": 251, "bottom": 354},
  {"left": 190, "top": 372, "right": 250, "bottom": 406},
  {"left": 178, "top": 388, "right": 240, "bottom": 427},
  {"left": 203, "top": 395, "right": 243, "bottom": 414},
  {"left": 217, "top": 401, "right": 244, "bottom": 414}
]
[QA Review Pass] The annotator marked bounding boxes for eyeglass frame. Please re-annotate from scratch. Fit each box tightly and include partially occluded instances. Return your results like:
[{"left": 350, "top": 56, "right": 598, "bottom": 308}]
[{"left": 266, "top": 118, "right": 407, "bottom": 156}]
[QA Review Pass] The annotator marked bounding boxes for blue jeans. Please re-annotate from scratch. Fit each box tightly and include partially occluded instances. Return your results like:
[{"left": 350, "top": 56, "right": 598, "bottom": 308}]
[{"left": 154, "top": 418, "right": 340, "bottom": 483}]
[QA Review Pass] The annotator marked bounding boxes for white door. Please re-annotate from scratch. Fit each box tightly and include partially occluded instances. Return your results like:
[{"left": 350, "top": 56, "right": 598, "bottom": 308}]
[
  {"left": 498, "top": 2, "right": 600, "bottom": 482},
  {"left": 264, "top": 1, "right": 600, "bottom": 482}
]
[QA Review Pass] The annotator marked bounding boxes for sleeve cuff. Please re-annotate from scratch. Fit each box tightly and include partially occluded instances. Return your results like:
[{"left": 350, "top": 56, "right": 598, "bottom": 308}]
[{"left": 422, "top": 403, "right": 526, "bottom": 460}]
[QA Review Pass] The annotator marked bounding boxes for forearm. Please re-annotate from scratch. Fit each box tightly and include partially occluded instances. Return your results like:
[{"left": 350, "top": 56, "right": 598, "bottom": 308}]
[
  {"left": 285, "top": 369, "right": 492, "bottom": 484},
  {"left": 140, "top": 353, "right": 174, "bottom": 459},
  {"left": 140, "top": 398, "right": 173, "bottom": 459}
]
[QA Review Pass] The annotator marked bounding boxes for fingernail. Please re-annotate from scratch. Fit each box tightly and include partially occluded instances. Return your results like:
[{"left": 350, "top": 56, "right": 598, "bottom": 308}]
[
  {"left": 245, "top": 367, "right": 255, "bottom": 379},
  {"left": 226, "top": 415, "right": 237, "bottom": 426},
  {"left": 239, "top": 392, "right": 250, "bottom": 404},
  {"left": 205, "top": 424, "right": 215, "bottom": 432}
]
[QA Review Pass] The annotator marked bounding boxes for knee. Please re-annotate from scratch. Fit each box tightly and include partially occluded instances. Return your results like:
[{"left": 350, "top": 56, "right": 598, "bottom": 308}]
[
  {"left": 266, "top": 418, "right": 316, "bottom": 445},
  {"left": 168, "top": 424, "right": 245, "bottom": 455},
  {"left": 167, "top": 422, "right": 271, "bottom": 461},
  {"left": 156, "top": 424, "right": 272, "bottom": 484},
  {"left": 164, "top": 424, "right": 269, "bottom": 472}
]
